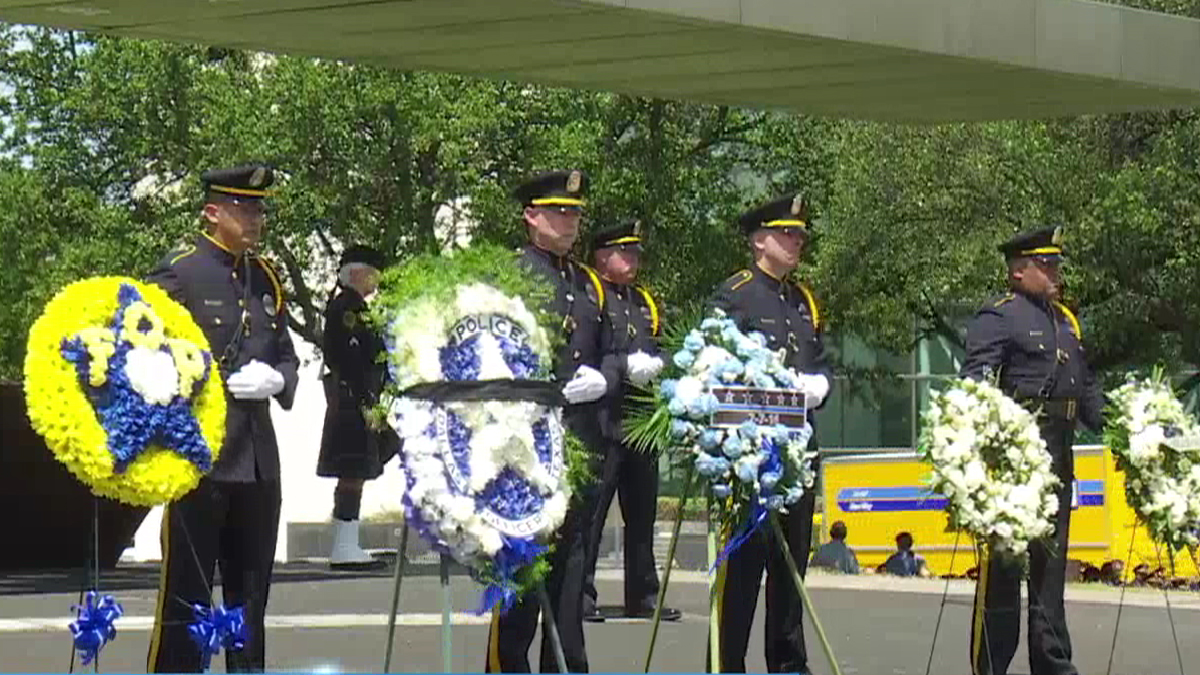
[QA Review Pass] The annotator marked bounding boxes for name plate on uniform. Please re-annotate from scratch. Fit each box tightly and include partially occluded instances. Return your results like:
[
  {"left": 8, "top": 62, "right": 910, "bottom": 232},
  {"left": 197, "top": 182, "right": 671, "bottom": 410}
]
[
  {"left": 711, "top": 386, "right": 807, "bottom": 429},
  {"left": 1162, "top": 435, "right": 1200, "bottom": 454}
]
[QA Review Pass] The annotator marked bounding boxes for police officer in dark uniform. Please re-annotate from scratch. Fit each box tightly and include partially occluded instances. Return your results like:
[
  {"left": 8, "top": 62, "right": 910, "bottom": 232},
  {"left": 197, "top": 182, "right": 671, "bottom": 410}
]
[
  {"left": 706, "top": 193, "right": 832, "bottom": 674},
  {"left": 317, "top": 244, "right": 397, "bottom": 570},
  {"left": 145, "top": 164, "right": 300, "bottom": 673},
  {"left": 579, "top": 220, "right": 680, "bottom": 622},
  {"left": 485, "top": 169, "right": 609, "bottom": 673},
  {"left": 960, "top": 225, "right": 1105, "bottom": 675}
]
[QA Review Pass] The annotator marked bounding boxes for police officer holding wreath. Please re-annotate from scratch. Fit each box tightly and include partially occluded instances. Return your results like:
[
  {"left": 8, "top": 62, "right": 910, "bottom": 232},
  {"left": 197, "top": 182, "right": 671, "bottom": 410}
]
[
  {"left": 485, "top": 169, "right": 609, "bottom": 673},
  {"left": 960, "top": 225, "right": 1106, "bottom": 675},
  {"left": 706, "top": 192, "right": 832, "bottom": 675},
  {"left": 146, "top": 164, "right": 300, "bottom": 673}
]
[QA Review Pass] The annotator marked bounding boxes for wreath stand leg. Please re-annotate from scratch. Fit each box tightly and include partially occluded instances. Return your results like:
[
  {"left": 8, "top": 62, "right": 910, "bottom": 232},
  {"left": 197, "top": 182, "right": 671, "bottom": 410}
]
[
  {"left": 922, "top": 528, "right": 962, "bottom": 675},
  {"left": 91, "top": 498, "right": 100, "bottom": 673},
  {"left": 1153, "top": 543, "right": 1185, "bottom": 675},
  {"left": 382, "top": 522, "right": 410, "bottom": 673},
  {"left": 769, "top": 513, "right": 842, "bottom": 675},
  {"left": 643, "top": 463, "right": 696, "bottom": 673},
  {"left": 69, "top": 497, "right": 103, "bottom": 674},
  {"left": 707, "top": 497, "right": 721, "bottom": 673},
  {"left": 439, "top": 554, "right": 453, "bottom": 673},
  {"left": 535, "top": 582, "right": 569, "bottom": 673},
  {"left": 1105, "top": 524, "right": 1139, "bottom": 675}
]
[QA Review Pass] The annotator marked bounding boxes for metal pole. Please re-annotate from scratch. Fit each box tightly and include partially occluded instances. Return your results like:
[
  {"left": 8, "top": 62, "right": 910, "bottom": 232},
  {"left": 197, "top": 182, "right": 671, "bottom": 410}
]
[
  {"left": 536, "top": 582, "right": 569, "bottom": 673},
  {"left": 707, "top": 498, "right": 720, "bottom": 673},
  {"left": 382, "top": 523, "right": 410, "bottom": 672},
  {"left": 440, "top": 554, "right": 453, "bottom": 673},
  {"left": 643, "top": 465, "right": 695, "bottom": 672},
  {"left": 770, "top": 513, "right": 842, "bottom": 675},
  {"left": 1154, "top": 543, "right": 1185, "bottom": 675}
]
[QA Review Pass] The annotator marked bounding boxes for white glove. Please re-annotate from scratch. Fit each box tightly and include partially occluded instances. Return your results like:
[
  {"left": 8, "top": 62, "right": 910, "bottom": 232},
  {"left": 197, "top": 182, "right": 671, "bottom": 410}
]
[
  {"left": 798, "top": 374, "right": 830, "bottom": 409},
  {"left": 226, "top": 359, "right": 285, "bottom": 400},
  {"left": 562, "top": 364, "right": 608, "bottom": 404},
  {"left": 626, "top": 351, "right": 663, "bottom": 387}
]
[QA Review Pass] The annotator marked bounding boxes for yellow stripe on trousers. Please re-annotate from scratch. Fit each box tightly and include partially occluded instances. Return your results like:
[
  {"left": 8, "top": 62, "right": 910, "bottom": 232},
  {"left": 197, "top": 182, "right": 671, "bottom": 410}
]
[
  {"left": 712, "top": 561, "right": 727, "bottom": 673},
  {"left": 487, "top": 607, "right": 501, "bottom": 671},
  {"left": 146, "top": 507, "right": 171, "bottom": 672},
  {"left": 971, "top": 544, "right": 991, "bottom": 675}
]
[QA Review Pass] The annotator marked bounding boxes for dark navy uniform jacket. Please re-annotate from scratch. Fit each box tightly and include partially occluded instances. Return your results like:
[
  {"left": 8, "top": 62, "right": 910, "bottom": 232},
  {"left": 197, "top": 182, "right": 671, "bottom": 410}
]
[
  {"left": 708, "top": 264, "right": 832, "bottom": 421},
  {"left": 322, "top": 288, "right": 385, "bottom": 405},
  {"left": 597, "top": 278, "right": 661, "bottom": 443},
  {"left": 960, "top": 290, "right": 1104, "bottom": 432},
  {"left": 518, "top": 244, "right": 605, "bottom": 380},
  {"left": 148, "top": 233, "right": 300, "bottom": 482},
  {"left": 316, "top": 286, "right": 396, "bottom": 479}
]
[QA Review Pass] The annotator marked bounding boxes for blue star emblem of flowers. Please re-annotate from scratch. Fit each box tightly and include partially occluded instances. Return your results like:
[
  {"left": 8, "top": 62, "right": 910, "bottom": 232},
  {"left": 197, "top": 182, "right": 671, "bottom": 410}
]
[{"left": 60, "top": 284, "right": 215, "bottom": 473}]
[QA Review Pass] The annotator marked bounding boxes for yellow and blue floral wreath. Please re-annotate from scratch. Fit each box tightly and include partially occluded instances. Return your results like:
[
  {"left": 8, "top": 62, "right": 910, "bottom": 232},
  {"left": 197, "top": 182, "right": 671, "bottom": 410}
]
[{"left": 23, "top": 277, "right": 226, "bottom": 506}]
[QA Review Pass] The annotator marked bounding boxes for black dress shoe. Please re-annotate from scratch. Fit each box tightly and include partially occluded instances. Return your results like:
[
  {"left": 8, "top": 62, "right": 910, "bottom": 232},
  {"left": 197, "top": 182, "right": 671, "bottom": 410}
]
[{"left": 625, "top": 605, "right": 681, "bottom": 621}]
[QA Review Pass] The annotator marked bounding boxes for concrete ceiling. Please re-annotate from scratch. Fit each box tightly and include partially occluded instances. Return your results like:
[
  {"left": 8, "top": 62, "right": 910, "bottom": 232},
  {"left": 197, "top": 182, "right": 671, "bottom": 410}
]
[{"left": 1, "top": 0, "right": 1198, "bottom": 122}]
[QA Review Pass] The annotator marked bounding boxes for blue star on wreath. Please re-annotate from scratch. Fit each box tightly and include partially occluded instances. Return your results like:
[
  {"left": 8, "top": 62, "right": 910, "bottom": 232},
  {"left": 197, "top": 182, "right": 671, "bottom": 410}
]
[{"left": 60, "top": 283, "right": 214, "bottom": 473}]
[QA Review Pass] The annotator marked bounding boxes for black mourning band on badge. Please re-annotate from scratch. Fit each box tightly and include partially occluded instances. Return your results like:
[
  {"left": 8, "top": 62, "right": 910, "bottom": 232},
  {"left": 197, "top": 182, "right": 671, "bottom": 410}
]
[{"left": 401, "top": 379, "right": 567, "bottom": 407}]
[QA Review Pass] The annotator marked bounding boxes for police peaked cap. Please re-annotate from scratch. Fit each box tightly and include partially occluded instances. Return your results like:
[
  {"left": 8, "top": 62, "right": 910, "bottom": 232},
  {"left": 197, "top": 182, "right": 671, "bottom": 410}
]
[
  {"left": 737, "top": 192, "right": 812, "bottom": 235},
  {"left": 998, "top": 225, "right": 1065, "bottom": 260},
  {"left": 590, "top": 219, "right": 644, "bottom": 251},
  {"left": 201, "top": 163, "right": 275, "bottom": 198},
  {"left": 512, "top": 169, "right": 588, "bottom": 207}
]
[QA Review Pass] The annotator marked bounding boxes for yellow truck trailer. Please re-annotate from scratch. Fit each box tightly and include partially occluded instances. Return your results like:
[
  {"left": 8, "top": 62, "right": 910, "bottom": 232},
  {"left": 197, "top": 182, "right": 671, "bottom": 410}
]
[{"left": 818, "top": 445, "right": 1198, "bottom": 580}]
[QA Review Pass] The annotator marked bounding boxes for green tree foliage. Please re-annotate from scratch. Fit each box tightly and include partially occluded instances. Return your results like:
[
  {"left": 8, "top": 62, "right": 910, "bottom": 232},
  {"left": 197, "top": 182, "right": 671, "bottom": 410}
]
[
  {"left": 1, "top": 14, "right": 1198, "bottom": 399},
  {"left": 0, "top": 28, "right": 830, "bottom": 380}
]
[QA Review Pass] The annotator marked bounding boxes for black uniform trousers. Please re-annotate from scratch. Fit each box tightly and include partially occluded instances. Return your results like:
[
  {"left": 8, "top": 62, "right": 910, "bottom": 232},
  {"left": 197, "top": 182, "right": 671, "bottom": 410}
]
[
  {"left": 485, "top": 411, "right": 604, "bottom": 673},
  {"left": 971, "top": 415, "right": 1077, "bottom": 675},
  {"left": 708, "top": 483, "right": 817, "bottom": 673},
  {"left": 582, "top": 439, "right": 660, "bottom": 612},
  {"left": 147, "top": 478, "right": 282, "bottom": 673}
]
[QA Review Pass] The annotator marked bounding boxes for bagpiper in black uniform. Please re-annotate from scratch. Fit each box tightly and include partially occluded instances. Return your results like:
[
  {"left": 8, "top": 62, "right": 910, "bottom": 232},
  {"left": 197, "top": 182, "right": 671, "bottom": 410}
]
[
  {"left": 706, "top": 193, "right": 832, "bottom": 675},
  {"left": 579, "top": 220, "right": 679, "bottom": 622},
  {"left": 316, "top": 244, "right": 398, "bottom": 570},
  {"left": 145, "top": 164, "right": 300, "bottom": 673},
  {"left": 485, "top": 169, "right": 609, "bottom": 673},
  {"left": 960, "top": 226, "right": 1105, "bottom": 675}
]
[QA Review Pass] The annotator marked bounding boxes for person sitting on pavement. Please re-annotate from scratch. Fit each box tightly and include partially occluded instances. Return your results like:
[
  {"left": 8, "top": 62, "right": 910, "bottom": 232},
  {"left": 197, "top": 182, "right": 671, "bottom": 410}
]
[
  {"left": 883, "top": 531, "right": 929, "bottom": 577},
  {"left": 809, "top": 520, "right": 860, "bottom": 574}
]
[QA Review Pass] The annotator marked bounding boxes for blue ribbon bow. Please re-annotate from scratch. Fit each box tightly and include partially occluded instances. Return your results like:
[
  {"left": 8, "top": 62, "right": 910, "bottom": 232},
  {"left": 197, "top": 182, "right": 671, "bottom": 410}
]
[
  {"left": 475, "top": 536, "right": 548, "bottom": 615},
  {"left": 187, "top": 603, "right": 248, "bottom": 670},
  {"left": 68, "top": 590, "right": 123, "bottom": 665},
  {"left": 710, "top": 437, "right": 785, "bottom": 573}
]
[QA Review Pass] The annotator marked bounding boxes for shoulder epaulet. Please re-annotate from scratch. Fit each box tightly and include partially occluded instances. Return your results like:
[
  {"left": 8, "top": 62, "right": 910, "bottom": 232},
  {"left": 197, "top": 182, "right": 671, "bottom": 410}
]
[
  {"left": 167, "top": 244, "right": 196, "bottom": 266},
  {"left": 254, "top": 255, "right": 285, "bottom": 315},
  {"left": 578, "top": 263, "right": 605, "bottom": 310},
  {"left": 724, "top": 269, "right": 753, "bottom": 292},
  {"left": 992, "top": 293, "right": 1016, "bottom": 308},
  {"left": 1053, "top": 301, "right": 1082, "bottom": 339},
  {"left": 794, "top": 282, "right": 821, "bottom": 331},
  {"left": 633, "top": 284, "right": 660, "bottom": 336}
]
